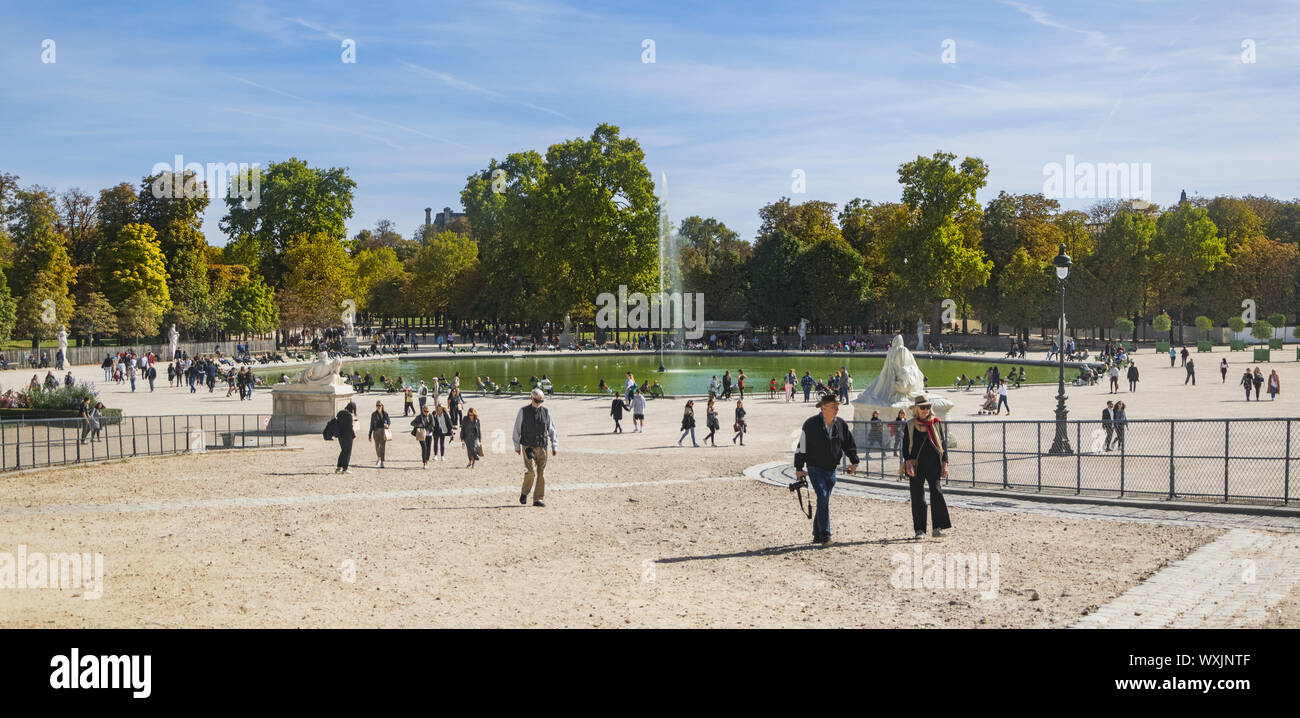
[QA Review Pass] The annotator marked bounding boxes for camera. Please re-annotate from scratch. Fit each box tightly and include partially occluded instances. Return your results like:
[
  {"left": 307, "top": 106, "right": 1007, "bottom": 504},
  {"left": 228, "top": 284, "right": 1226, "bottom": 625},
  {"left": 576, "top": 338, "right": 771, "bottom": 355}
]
[
  {"left": 788, "top": 476, "right": 807, "bottom": 491},
  {"left": 525, "top": 447, "right": 535, "bottom": 459}
]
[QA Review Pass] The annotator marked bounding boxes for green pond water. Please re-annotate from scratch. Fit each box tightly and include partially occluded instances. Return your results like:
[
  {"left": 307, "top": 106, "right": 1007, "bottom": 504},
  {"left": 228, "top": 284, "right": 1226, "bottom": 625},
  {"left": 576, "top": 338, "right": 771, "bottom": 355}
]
[{"left": 264, "top": 354, "right": 1066, "bottom": 395}]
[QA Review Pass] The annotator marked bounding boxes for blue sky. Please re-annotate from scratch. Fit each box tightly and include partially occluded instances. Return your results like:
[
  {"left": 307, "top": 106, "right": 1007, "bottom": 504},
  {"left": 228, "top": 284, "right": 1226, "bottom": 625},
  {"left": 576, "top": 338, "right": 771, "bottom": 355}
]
[{"left": 2, "top": 0, "right": 1298, "bottom": 244}]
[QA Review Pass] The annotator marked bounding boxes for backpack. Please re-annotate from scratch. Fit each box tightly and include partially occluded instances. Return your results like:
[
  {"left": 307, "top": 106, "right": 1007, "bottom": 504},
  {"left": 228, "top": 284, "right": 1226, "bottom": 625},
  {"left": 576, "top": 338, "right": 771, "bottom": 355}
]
[{"left": 323, "top": 418, "right": 339, "bottom": 441}]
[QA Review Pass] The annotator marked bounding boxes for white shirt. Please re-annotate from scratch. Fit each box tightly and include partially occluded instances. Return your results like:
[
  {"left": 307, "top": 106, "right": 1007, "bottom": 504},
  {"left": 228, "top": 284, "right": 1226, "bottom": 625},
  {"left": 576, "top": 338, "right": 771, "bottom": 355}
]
[{"left": 998, "top": 384, "right": 1007, "bottom": 398}]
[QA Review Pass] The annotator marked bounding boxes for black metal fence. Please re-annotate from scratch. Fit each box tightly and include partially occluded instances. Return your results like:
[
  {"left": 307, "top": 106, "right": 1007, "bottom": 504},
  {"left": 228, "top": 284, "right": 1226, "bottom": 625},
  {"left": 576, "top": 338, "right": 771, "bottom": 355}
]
[
  {"left": 0, "top": 414, "right": 288, "bottom": 473},
  {"left": 848, "top": 418, "right": 1297, "bottom": 505},
  {"left": 0, "top": 339, "right": 279, "bottom": 370}
]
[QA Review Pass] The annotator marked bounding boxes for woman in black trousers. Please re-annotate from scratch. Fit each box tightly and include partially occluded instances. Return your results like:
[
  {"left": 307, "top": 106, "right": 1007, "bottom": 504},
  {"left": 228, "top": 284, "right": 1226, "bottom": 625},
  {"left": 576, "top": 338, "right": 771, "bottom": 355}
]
[
  {"left": 431, "top": 403, "right": 452, "bottom": 462},
  {"left": 461, "top": 407, "right": 482, "bottom": 468},
  {"left": 901, "top": 397, "right": 951, "bottom": 539},
  {"left": 336, "top": 401, "right": 357, "bottom": 474},
  {"left": 447, "top": 388, "right": 463, "bottom": 435},
  {"left": 368, "top": 400, "right": 390, "bottom": 468},
  {"left": 411, "top": 405, "right": 435, "bottom": 468}
]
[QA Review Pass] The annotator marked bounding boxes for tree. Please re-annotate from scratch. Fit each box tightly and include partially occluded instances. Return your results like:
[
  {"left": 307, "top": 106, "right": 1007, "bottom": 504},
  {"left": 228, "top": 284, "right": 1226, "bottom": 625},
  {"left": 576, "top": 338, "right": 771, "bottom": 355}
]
[
  {"left": 1227, "top": 315, "right": 1246, "bottom": 336},
  {"left": 116, "top": 291, "right": 161, "bottom": 342},
  {"left": 137, "top": 170, "right": 209, "bottom": 272},
  {"left": 354, "top": 246, "right": 408, "bottom": 313},
  {"left": 1194, "top": 315, "right": 1213, "bottom": 342},
  {"left": 1114, "top": 316, "right": 1135, "bottom": 341},
  {"left": 757, "top": 198, "right": 840, "bottom": 247},
  {"left": 1267, "top": 313, "right": 1287, "bottom": 331},
  {"left": 1205, "top": 197, "right": 1262, "bottom": 253},
  {"left": 461, "top": 151, "right": 551, "bottom": 324},
  {"left": 0, "top": 270, "right": 16, "bottom": 342},
  {"left": 408, "top": 231, "right": 478, "bottom": 320},
  {"left": 1088, "top": 210, "right": 1154, "bottom": 333},
  {"left": 276, "top": 233, "right": 358, "bottom": 329},
  {"left": 9, "top": 187, "right": 76, "bottom": 347},
  {"left": 95, "top": 183, "right": 138, "bottom": 257},
  {"left": 56, "top": 188, "right": 99, "bottom": 269},
  {"left": 891, "top": 151, "right": 992, "bottom": 342},
  {"left": 747, "top": 230, "right": 804, "bottom": 329},
  {"left": 839, "top": 199, "right": 911, "bottom": 328},
  {"left": 1250, "top": 320, "right": 1274, "bottom": 342},
  {"left": 224, "top": 277, "right": 279, "bottom": 335},
  {"left": 1150, "top": 204, "right": 1227, "bottom": 341},
  {"left": 219, "top": 158, "right": 356, "bottom": 286},
  {"left": 996, "top": 248, "right": 1054, "bottom": 337},
  {"left": 71, "top": 291, "right": 117, "bottom": 345},
  {"left": 677, "top": 216, "right": 742, "bottom": 268},
  {"left": 104, "top": 223, "right": 171, "bottom": 322},
  {"left": 1153, "top": 313, "right": 1172, "bottom": 334}
]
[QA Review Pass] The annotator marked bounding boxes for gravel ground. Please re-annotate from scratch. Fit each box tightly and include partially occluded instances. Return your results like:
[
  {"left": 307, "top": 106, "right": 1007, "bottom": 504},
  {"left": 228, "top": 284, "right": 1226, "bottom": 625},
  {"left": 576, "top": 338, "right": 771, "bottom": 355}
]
[{"left": 0, "top": 393, "right": 1230, "bottom": 627}]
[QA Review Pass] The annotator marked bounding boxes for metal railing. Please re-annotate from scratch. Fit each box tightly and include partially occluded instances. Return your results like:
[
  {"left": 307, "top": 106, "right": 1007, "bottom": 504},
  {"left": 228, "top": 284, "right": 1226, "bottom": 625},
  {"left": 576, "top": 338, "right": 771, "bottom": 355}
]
[
  {"left": 0, "top": 414, "right": 288, "bottom": 473},
  {"left": 848, "top": 418, "right": 1297, "bottom": 505},
  {"left": 0, "top": 339, "right": 279, "bottom": 369}
]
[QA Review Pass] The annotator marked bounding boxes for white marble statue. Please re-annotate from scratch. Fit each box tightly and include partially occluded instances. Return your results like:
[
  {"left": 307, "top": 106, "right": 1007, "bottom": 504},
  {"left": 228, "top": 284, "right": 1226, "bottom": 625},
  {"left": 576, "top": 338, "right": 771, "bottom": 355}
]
[
  {"left": 168, "top": 323, "right": 180, "bottom": 359},
  {"left": 57, "top": 325, "right": 68, "bottom": 359},
  {"left": 291, "top": 353, "right": 345, "bottom": 386},
  {"left": 915, "top": 319, "right": 928, "bottom": 351},
  {"left": 851, "top": 334, "right": 953, "bottom": 421},
  {"left": 798, "top": 318, "right": 808, "bottom": 348}
]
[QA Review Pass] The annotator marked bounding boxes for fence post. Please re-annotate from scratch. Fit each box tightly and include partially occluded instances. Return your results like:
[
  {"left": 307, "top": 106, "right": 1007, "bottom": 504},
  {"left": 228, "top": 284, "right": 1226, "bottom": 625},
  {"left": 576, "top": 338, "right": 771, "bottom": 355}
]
[
  {"left": 1224, "top": 420, "right": 1230, "bottom": 503},
  {"left": 131, "top": 416, "right": 137, "bottom": 456},
  {"left": 970, "top": 423, "right": 975, "bottom": 487},
  {"left": 1119, "top": 428, "right": 1125, "bottom": 497},
  {"left": 1001, "top": 422, "right": 1007, "bottom": 489},
  {"left": 1034, "top": 421, "right": 1045, "bottom": 494},
  {"left": 1075, "top": 421, "right": 1082, "bottom": 494},
  {"left": 1168, "top": 420, "right": 1176, "bottom": 500}
]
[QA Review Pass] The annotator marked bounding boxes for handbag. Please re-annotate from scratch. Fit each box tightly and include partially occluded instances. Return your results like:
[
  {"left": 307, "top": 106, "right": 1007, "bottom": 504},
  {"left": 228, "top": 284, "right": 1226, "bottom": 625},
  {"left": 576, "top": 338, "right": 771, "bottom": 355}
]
[
  {"left": 476, "top": 442, "right": 484, "bottom": 458},
  {"left": 416, "top": 427, "right": 426, "bottom": 442},
  {"left": 383, "top": 428, "right": 393, "bottom": 441}
]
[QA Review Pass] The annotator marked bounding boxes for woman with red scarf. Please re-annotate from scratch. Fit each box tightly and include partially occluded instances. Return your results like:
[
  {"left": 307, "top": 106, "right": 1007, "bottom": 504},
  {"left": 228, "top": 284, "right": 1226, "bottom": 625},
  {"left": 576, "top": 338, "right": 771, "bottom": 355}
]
[{"left": 901, "top": 395, "right": 952, "bottom": 539}]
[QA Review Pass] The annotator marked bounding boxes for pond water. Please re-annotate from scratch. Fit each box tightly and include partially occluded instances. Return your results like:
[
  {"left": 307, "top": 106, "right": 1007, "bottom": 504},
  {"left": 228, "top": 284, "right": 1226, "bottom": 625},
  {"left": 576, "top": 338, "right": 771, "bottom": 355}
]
[{"left": 264, "top": 353, "right": 1066, "bottom": 395}]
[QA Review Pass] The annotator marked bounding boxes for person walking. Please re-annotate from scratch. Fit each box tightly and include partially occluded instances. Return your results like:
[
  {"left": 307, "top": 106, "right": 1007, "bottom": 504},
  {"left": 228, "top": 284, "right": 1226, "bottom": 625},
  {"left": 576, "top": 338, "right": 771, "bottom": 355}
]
[
  {"left": 732, "top": 400, "right": 747, "bottom": 445},
  {"left": 461, "top": 407, "right": 482, "bottom": 468},
  {"left": 610, "top": 394, "right": 628, "bottom": 433},
  {"left": 127, "top": 362, "right": 137, "bottom": 392},
  {"left": 368, "top": 400, "right": 390, "bottom": 468},
  {"left": 631, "top": 387, "right": 647, "bottom": 431},
  {"left": 411, "top": 405, "right": 435, "bottom": 468},
  {"left": 1113, "top": 401, "right": 1128, "bottom": 451},
  {"left": 447, "top": 388, "right": 463, "bottom": 438},
  {"left": 704, "top": 399, "right": 719, "bottom": 446},
  {"left": 1169, "top": 346, "right": 1176, "bottom": 367},
  {"left": 1108, "top": 364, "right": 1120, "bottom": 393},
  {"left": 403, "top": 384, "right": 414, "bottom": 416},
  {"left": 901, "top": 395, "right": 952, "bottom": 539},
  {"left": 1185, "top": 356, "right": 1196, "bottom": 385},
  {"left": 678, "top": 400, "right": 698, "bottom": 447},
  {"left": 1127, "top": 362, "right": 1139, "bottom": 392},
  {"left": 800, "top": 371, "right": 814, "bottom": 402},
  {"left": 868, "top": 410, "right": 884, "bottom": 456},
  {"left": 785, "top": 369, "right": 795, "bottom": 402},
  {"left": 430, "top": 403, "right": 452, "bottom": 462},
  {"left": 1102, "top": 401, "right": 1115, "bottom": 451},
  {"left": 1241, "top": 368, "right": 1254, "bottom": 401},
  {"left": 891, "top": 409, "right": 906, "bottom": 456},
  {"left": 995, "top": 380, "right": 1010, "bottom": 415},
  {"left": 78, "top": 398, "right": 94, "bottom": 445},
  {"left": 1268, "top": 370, "right": 1281, "bottom": 400},
  {"left": 513, "top": 388, "right": 558, "bottom": 507},
  {"left": 417, "top": 380, "right": 429, "bottom": 411},
  {"left": 335, "top": 401, "right": 357, "bottom": 474},
  {"left": 793, "top": 392, "right": 860, "bottom": 545},
  {"left": 1220, "top": 357, "right": 1229, "bottom": 383},
  {"left": 1252, "top": 367, "right": 1264, "bottom": 400},
  {"left": 1180, "top": 346, "right": 1189, "bottom": 367}
]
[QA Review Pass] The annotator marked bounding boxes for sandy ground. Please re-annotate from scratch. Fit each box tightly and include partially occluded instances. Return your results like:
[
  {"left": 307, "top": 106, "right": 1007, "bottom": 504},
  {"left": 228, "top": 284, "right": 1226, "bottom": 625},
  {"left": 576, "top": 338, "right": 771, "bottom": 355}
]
[{"left": 0, "top": 391, "right": 1233, "bottom": 628}]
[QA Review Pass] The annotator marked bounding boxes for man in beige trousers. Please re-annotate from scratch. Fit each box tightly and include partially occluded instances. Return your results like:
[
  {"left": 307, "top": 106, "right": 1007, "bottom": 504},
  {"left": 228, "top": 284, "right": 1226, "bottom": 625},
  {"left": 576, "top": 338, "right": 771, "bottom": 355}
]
[{"left": 513, "top": 388, "right": 558, "bottom": 507}]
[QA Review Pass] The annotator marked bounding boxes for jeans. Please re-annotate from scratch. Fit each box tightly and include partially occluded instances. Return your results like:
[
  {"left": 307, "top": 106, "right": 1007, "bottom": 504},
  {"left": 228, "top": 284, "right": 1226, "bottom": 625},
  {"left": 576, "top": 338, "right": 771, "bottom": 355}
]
[
  {"left": 807, "top": 466, "right": 836, "bottom": 540},
  {"left": 679, "top": 427, "right": 696, "bottom": 445}
]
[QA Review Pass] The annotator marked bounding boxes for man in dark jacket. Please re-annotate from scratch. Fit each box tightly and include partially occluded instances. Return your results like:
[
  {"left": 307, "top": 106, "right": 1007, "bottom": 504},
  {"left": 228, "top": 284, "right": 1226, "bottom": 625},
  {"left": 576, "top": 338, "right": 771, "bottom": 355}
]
[
  {"left": 1126, "top": 363, "right": 1139, "bottom": 392},
  {"left": 336, "top": 401, "right": 357, "bottom": 474},
  {"left": 794, "top": 393, "right": 859, "bottom": 545}
]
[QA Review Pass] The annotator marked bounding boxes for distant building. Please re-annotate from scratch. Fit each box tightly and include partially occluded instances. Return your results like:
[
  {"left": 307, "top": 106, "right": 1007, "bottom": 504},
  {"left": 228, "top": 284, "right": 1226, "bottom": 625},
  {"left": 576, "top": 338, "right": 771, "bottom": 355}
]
[{"left": 432, "top": 206, "right": 465, "bottom": 230}]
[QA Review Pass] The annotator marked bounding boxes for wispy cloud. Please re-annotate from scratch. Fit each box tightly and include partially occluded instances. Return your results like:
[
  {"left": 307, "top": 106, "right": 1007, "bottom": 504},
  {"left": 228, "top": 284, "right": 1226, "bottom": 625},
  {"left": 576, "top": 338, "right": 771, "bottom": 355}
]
[{"left": 400, "top": 60, "right": 571, "bottom": 120}]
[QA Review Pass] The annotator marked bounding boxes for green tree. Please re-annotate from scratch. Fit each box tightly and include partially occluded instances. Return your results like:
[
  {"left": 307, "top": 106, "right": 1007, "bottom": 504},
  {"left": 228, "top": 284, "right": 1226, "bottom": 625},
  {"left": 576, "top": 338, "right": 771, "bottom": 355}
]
[
  {"left": 0, "top": 270, "right": 16, "bottom": 342},
  {"left": 408, "top": 231, "right": 479, "bottom": 320},
  {"left": 276, "top": 232, "right": 357, "bottom": 330},
  {"left": 1114, "top": 316, "right": 1135, "bottom": 342},
  {"left": 116, "top": 291, "right": 161, "bottom": 342},
  {"left": 1227, "top": 315, "right": 1246, "bottom": 336},
  {"left": 137, "top": 170, "right": 210, "bottom": 274},
  {"left": 104, "top": 223, "right": 171, "bottom": 322},
  {"left": 1153, "top": 313, "right": 1172, "bottom": 333},
  {"left": 224, "top": 277, "right": 279, "bottom": 335},
  {"left": 461, "top": 151, "right": 550, "bottom": 324},
  {"left": 1250, "top": 320, "right": 1274, "bottom": 341},
  {"left": 747, "top": 230, "right": 804, "bottom": 329},
  {"left": 72, "top": 290, "right": 118, "bottom": 345},
  {"left": 354, "top": 246, "right": 408, "bottom": 313},
  {"left": 1194, "top": 315, "right": 1213, "bottom": 341},
  {"left": 1150, "top": 204, "right": 1227, "bottom": 341},
  {"left": 9, "top": 188, "right": 76, "bottom": 347},
  {"left": 1205, "top": 197, "right": 1262, "bottom": 253},
  {"left": 219, "top": 158, "right": 356, "bottom": 286}
]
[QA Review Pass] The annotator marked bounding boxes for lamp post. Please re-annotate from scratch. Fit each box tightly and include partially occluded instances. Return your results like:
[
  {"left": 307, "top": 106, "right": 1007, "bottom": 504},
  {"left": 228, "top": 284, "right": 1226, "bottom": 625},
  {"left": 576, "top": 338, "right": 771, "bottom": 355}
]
[{"left": 1049, "top": 243, "right": 1073, "bottom": 455}]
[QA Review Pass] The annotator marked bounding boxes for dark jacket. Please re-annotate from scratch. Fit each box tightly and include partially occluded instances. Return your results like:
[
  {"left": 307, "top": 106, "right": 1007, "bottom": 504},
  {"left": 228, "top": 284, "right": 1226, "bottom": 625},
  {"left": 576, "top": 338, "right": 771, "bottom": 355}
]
[
  {"left": 460, "top": 417, "right": 481, "bottom": 445},
  {"left": 336, "top": 410, "right": 356, "bottom": 440},
  {"left": 368, "top": 410, "right": 390, "bottom": 440},
  {"left": 794, "top": 414, "right": 858, "bottom": 471},
  {"left": 1127, "top": 365, "right": 1139, "bottom": 381},
  {"left": 611, "top": 398, "right": 625, "bottom": 419},
  {"left": 901, "top": 418, "right": 948, "bottom": 464},
  {"left": 681, "top": 407, "right": 695, "bottom": 430}
]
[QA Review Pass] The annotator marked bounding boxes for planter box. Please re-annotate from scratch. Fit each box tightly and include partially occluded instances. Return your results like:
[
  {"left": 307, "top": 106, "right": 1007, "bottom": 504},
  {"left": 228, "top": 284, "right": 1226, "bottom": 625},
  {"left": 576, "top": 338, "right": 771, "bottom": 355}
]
[
  {"left": 1196, "top": 341, "right": 1212, "bottom": 352},
  {"left": 1230, "top": 340, "right": 1245, "bottom": 351},
  {"left": 1156, "top": 341, "right": 1171, "bottom": 353},
  {"left": 1253, "top": 348, "right": 1271, "bottom": 362}
]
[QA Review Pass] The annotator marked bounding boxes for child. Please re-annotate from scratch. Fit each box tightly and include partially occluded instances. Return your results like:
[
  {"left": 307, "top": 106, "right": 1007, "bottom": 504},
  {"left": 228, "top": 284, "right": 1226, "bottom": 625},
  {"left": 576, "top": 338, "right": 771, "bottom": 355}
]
[
  {"left": 610, "top": 395, "right": 628, "bottom": 433},
  {"left": 769, "top": 377, "right": 777, "bottom": 399}
]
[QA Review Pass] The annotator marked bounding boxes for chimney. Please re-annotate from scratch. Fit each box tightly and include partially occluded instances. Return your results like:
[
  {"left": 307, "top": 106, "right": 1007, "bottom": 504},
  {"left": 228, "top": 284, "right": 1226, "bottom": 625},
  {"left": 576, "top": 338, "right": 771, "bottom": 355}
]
[{"left": 424, "top": 207, "right": 432, "bottom": 230}]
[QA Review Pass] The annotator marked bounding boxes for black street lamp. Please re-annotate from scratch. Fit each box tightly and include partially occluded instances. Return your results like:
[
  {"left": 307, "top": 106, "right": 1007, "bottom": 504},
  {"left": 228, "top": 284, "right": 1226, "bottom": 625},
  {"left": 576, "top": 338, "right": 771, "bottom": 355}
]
[{"left": 1049, "top": 243, "right": 1073, "bottom": 455}]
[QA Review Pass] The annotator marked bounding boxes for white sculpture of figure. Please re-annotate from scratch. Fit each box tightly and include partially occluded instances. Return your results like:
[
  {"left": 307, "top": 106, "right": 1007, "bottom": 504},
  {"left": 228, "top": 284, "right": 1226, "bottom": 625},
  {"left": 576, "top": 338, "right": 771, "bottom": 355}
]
[
  {"left": 915, "top": 319, "right": 928, "bottom": 351},
  {"left": 291, "top": 354, "right": 345, "bottom": 386},
  {"left": 851, "top": 335, "right": 953, "bottom": 422},
  {"left": 168, "top": 323, "right": 180, "bottom": 359},
  {"left": 798, "top": 318, "right": 808, "bottom": 349},
  {"left": 343, "top": 311, "right": 355, "bottom": 338},
  {"left": 57, "top": 325, "right": 68, "bottom": 359}
]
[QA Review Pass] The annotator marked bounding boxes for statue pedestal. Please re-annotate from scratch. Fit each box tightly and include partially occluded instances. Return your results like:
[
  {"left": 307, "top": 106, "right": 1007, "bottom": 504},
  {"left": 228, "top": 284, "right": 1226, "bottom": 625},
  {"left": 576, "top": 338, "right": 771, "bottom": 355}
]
[
  {"left": 270, "top": 383, "right": 356, "bottom": 434},
  {"left": 344, "top": 335, "right": 360, "bottom": 354}
]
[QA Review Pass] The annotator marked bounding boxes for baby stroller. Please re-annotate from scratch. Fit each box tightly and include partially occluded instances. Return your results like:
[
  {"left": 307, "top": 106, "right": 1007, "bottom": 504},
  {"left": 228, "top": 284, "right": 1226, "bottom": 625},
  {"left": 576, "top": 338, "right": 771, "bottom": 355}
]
[{"left": 977, "top": 388, "right": 998, "bottom": 414}]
